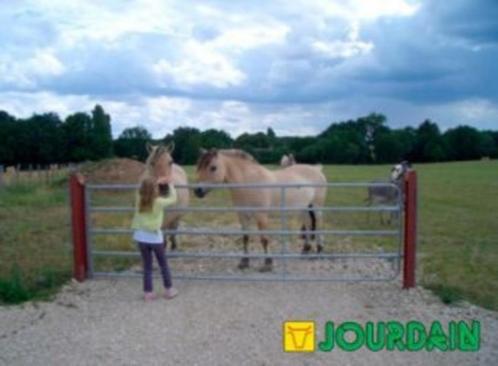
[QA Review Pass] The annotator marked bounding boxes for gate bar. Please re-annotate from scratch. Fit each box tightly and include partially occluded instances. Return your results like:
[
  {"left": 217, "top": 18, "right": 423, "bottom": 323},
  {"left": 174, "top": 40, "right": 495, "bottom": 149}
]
[
  {"left": 90, "top": 205, "right": 400, "bottom": 213},
  {"left": 92, "top": 250, "right": 400, "bottom": 259},
  {"left": 87, "top": 181, "right": 400, "bottom": 189},
  {"left": 90, "top": 228, "right": 399, "bottom": 236}
]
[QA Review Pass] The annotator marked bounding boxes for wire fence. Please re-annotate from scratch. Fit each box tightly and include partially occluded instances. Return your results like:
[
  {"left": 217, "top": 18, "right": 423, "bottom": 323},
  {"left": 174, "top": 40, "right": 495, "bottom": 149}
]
[{"left": 0, "top": 163, "right": 73, "bottom": 188}]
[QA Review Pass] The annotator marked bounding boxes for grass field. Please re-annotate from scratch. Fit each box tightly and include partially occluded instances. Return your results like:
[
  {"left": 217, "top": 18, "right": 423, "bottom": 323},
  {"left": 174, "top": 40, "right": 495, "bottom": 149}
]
[{"left": 0, "top": 160, "right": 497, "bottom": 310}]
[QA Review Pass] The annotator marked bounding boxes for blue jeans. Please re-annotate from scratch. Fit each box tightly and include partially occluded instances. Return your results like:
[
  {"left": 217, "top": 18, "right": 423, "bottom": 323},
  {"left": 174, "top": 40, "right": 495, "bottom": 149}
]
[{"left": 137, "top": 242, "right": 172, "bottom": 292}]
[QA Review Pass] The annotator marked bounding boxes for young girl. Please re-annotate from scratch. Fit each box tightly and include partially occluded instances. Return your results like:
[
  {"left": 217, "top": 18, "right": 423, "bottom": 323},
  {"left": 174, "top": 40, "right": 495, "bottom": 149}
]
[{"left": 131, "top": 176, "right": 178, "bottom": 301}]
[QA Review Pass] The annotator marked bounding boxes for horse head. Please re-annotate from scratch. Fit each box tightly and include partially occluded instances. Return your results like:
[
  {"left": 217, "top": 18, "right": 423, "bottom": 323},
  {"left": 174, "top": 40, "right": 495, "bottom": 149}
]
[
  {"left": 195, "top": 148, "right": 226, "bottom": 198},
  {"left": 144, "top": 142, "right": 175, "bottom": 189}
]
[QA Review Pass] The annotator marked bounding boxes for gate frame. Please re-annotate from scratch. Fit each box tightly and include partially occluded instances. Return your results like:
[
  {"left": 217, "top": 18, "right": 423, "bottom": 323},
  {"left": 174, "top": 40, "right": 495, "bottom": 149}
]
[{"left": 69, "top": 170, "right": 418, "bottom": 288}]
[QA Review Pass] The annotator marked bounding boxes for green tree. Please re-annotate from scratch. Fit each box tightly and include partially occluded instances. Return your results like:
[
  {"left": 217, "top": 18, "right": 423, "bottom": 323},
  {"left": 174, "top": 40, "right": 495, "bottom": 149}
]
[
  {"left": 0, "top": 111, "right": 17, "bottom": 165},
  {"left": 412, "top": 120, "right": 448, "bottom": 162},
  {"left": 234, "top": 132, "right": 270, "bottom": 149},
  {"left": 444, "top": 126, "right": 493, "bottom": 161},
  {"left": 62, "top": 112, "right": 93, "bottom": 162},
  {"left": 114, "top": 126, "right": 152, "bottom": 161},
  {"left": 200, "top": 129, "right": 233, "bottom": 149},
  {"left": 480, "top": 131, "right": 497, "bottom": 158},
  {"left": 90, "top": 105, "right": 113, "bottom": 159},
  {"left": 169, "top": 127, "right": 201, "bottom": 164}
]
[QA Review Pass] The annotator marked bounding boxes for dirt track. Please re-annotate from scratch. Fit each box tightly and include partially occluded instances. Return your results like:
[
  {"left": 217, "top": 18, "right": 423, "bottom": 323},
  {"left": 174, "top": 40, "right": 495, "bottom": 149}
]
[{"left": 1, "top": 278, "right": 497, "bottom": 365}]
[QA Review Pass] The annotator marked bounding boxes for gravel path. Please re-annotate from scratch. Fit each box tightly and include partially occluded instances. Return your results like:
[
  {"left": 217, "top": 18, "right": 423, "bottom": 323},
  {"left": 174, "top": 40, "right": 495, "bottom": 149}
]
[{"left": 1, "top": 279, "right": 497, "bottom": 365}]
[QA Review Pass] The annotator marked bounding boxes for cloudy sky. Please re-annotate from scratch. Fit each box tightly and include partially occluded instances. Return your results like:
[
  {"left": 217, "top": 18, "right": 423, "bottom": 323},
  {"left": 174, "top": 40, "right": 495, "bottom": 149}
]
[{"left": 0, "top": 0, "right": 497, "bottom": 137}]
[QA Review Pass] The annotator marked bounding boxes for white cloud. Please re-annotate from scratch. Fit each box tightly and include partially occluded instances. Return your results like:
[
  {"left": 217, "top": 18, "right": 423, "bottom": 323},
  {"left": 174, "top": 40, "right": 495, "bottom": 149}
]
[
  {"left": 350, "top": 0, "right": 419, "bottom": 20},
  {"left": 0, "top": 49, "right": 65, "bottom": 88},
  {"left": 0, "top": 91, "right": 92, "bottom": 117},
  {"left": 211, "top": 24, "right": 289, "bottom": 52},
  {"left": 152, "top": 21, "right": 288, "bottom": 89},
  {"left": 300, "top": 0, "right": 419, "bottom": 21},
  {"left": 153, "top": 40, "right": 246, "bottom": 89},
  {"left": 1, "top": 0, "right": 496, "bottom": 135}
]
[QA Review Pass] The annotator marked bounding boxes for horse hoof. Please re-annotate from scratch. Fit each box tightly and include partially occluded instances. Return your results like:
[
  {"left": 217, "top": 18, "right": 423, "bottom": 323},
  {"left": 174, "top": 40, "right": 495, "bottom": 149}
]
[
  {"left": 301, "top": 244, "right": 312, "bottom": 255},
  {"left": 259, "top": 263, "right": 273, "bottom": 272},
  {"left": 259, "top": 258, "right": 273, "bottom": 272},
  {"left": 238, "top": 258, "right": 250, "bottom": 270}
]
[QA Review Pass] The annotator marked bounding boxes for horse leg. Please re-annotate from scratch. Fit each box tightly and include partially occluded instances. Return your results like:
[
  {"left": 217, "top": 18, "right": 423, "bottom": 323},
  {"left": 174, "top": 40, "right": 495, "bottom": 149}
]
[
  {"left": 257, "top": 215, "right": 272, "bottom": 272},
  {"left": 314, "top": 208, "right": 324, "bottom": 254},
  {"left": 300, "top": 211, "right": 312, "bottom": 254},
  {"left": 237, "top": 234, "right": 250, "bottom": 270},
  {"left": 237, "top": 214, "right": 251, "bottom": 270},
  {"left": 169, "top": 218, "right": 180, "bottom": 251}
]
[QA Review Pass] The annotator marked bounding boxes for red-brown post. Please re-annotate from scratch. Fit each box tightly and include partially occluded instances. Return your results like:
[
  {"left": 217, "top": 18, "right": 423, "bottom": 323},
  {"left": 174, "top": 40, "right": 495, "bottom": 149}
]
[
  {"left": 403, "top": 170, "right": 417, "bottom": 289},
  {"left": 70, "top": 173, "right": 88, "bottom": 281}
]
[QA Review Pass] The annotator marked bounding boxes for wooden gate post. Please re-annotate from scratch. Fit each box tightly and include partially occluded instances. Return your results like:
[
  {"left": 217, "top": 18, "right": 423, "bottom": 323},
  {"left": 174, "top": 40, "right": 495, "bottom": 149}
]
[
  {"left": 70, "top": 173, "right": 88, "bottom": 281},
  {"left": 403, "top": 170, "right": 417, "bottom": 289}
]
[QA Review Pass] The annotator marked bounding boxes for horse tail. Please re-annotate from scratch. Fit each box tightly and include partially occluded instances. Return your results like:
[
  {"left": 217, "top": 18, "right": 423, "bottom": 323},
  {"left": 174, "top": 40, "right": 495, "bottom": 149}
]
[{"left": 308, "top": 204, "right": 316, "bottom": 240}]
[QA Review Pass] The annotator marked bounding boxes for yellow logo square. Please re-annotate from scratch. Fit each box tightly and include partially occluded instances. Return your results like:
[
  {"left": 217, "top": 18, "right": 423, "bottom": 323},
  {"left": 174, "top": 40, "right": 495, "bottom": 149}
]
[{"left": 283, "top": 321, "right": 315, "bottom": 352}]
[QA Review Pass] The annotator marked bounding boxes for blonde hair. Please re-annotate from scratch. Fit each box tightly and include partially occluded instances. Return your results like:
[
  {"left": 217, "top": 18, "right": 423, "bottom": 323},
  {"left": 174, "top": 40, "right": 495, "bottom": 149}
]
[{"left": 138, "top": 177, "right": 158, "bottom": 212}]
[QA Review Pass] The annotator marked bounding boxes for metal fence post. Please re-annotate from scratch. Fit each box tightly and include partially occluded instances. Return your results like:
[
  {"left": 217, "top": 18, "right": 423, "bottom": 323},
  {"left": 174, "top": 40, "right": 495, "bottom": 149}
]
[
  {"left": 403, "top": 170, "right": 417, "bottom": 289},
  {"left": 70, "top": 173, "right": 88, "bottom": 281},
  {"left": 279, "top": 186, "right": 288, "bottom": 279}
]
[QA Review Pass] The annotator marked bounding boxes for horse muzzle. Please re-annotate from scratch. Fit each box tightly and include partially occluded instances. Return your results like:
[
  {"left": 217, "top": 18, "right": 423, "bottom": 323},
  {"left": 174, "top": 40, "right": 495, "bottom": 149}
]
[{"left": 194, "top": 187, "right": 207, "bottom": 198}]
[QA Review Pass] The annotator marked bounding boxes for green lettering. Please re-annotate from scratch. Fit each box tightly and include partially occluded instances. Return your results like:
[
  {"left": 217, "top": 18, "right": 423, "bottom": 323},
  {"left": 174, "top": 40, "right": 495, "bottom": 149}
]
[
  {"left": 406, "top": 321, "right": 426, "bottom": 351},
  {"left": 336, "top": 322, "right": 365, "bottom": 351},
  {"left": 386, "top": 321, "right": 405, "bottom": 351},
  {"left": 448, "top": 321, "right": 457, "bottom": 350},
  {"left": 318, "top": 321, "right": 335, "bottom": 352},
  {"left": 365, "top": 321, "right": 385, "bottom": 351},
  {"left": 458, "top": 320, "right": 480, "bottom": 351},
  {"left": 426, "top": 321, "right": 448, "bottom": 351}
]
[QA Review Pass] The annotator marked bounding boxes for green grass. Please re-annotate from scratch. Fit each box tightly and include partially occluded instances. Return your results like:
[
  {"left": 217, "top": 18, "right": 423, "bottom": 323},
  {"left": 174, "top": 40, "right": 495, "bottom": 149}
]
[
  {"left": 0, "top": 183, "right": 72, "bottom": 304},
  {"left": 1, "top": 160, "right": 497, "bottom": 310},
  {"left": 322, "top": 161, "right": 498, "bottom": 309}
]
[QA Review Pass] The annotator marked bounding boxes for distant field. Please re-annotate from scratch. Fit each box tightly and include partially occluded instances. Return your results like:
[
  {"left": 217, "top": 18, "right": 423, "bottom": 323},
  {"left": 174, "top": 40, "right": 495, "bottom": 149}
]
[
  {"left": 323, "top": 161, "right": 498, "bottom": 310},
  {"left": 0, "top": 160, "right": 497, "bottom": 310}
]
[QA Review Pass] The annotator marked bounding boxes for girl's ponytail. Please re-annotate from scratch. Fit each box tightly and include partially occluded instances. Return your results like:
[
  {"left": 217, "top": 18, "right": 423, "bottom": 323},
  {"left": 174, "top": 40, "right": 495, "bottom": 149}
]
[{"left": 138, "top": 177, "right": 157, "bottom": 212}]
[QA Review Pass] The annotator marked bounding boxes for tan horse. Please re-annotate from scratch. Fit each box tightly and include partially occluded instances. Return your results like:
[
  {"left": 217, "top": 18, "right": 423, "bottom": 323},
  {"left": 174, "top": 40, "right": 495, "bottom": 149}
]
[
  {"left": 143, "top": 142, "right": 190, "bottom": 250},
  {"left": 195, "top": 149, "right": 327, "bottom": 272}
]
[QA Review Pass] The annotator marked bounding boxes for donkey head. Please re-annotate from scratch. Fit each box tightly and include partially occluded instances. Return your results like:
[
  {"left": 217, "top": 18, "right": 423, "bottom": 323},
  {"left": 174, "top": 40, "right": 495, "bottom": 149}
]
[{"left": 391, "top": 160, "right": 411, "bottom": 181}]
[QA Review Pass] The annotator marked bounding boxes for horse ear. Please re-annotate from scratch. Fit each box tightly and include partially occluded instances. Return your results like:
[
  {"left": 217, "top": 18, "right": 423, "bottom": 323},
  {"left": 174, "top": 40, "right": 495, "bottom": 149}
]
[
  {"left": 166, "top": 142, "right": 175, "bottom": 154},
  {"left": 146, "top": 142, "right": 154, "bottom": 154}
]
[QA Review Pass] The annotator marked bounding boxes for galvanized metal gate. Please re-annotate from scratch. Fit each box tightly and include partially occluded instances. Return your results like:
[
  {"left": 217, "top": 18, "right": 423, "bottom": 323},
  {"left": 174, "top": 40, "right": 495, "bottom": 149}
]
[{"left": 70, "top": 173, "right": 417, "bottom": 286}]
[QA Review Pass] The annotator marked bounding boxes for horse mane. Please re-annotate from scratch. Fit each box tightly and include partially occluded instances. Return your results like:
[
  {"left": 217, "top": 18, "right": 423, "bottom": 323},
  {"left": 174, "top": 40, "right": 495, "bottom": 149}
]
[
  {"left": 219, "top": 149, "right": 256, "bottom": 162},
  {"left": 197, "top": 149, "right": 257, "bottom": 170},
  {"left": 145, "top": 146, "right": 165, "bottom": 167}
]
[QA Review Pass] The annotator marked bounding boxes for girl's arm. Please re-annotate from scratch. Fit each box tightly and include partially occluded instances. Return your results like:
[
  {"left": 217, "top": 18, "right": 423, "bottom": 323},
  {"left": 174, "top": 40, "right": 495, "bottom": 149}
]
[{"left": 157, "top": 184, "right": 177, "bottom": 207}]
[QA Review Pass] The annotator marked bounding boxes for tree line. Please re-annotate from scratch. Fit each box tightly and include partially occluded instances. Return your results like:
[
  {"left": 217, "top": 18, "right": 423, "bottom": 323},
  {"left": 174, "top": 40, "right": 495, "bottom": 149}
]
[
  {"left": 0, "top": 105, "right": 113, "bottom": 167},
  {"left": 1, "top": 106, "right": 497, "bottom": 167}
]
